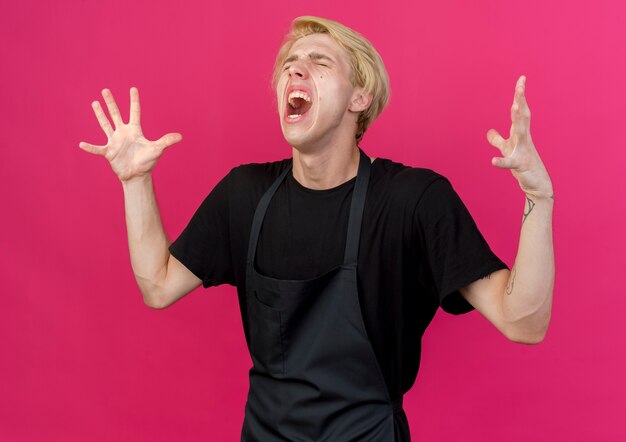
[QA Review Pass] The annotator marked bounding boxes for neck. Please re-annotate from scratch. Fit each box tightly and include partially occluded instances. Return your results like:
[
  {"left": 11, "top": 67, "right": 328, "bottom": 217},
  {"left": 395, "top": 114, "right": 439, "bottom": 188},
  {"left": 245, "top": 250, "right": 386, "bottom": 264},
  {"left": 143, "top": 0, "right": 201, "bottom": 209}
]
[{"left": 291, "top": 142, "right": 361, "bottom": 190}]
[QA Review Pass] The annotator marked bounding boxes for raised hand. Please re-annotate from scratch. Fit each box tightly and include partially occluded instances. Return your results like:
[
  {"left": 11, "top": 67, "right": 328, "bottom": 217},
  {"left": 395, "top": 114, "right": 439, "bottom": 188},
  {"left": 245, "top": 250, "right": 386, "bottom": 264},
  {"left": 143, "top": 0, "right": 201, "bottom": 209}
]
[
  {"left": 79, "top": 87, "right": 182, "bottom": 182},
  {"left": 487, "top": 76, "right": 553, "bottom": 199}
]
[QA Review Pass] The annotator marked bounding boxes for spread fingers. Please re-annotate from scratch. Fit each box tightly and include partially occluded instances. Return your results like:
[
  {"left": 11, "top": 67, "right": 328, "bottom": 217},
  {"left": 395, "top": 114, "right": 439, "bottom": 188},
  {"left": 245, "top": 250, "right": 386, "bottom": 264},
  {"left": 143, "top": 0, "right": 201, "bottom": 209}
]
[
  {"left": 78, "top": 141, "right": 107, "bottom": 156},
  {"left": 91, "top": 100, "right": 114, "bottom": 138},
  {"left": 101, "top": 88, "right": 124, "bottom": 128},
  {"left": 511, "top": 75, "right": 531, "bottom": 134},
  {"left": 129, "top": 87, "right": 141, "bottom": 125}
]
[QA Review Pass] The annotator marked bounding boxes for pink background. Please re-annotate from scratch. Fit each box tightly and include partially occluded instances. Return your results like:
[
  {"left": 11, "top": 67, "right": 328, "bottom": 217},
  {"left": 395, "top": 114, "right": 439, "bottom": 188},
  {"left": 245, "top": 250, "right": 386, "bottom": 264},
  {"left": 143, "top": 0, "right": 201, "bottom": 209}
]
[{"left": 1, "top": 0, "right": 624, "bottom": 440}]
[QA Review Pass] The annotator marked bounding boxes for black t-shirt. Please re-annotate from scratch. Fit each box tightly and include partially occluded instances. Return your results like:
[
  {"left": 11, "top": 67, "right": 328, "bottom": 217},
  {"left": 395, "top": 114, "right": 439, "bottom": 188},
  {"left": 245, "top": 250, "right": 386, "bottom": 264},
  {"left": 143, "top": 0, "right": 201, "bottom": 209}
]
[{"left": 168, "top": 156, "right": 509, "bottom": 401}]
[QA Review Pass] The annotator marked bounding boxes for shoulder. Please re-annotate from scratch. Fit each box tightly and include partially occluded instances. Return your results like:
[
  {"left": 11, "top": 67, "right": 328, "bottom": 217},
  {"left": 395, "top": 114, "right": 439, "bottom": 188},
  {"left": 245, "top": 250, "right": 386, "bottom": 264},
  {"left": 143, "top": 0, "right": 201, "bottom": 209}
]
[
  {"left": 226, "top": 157, "right": 291, "bottom": 192},
  {"left": 370, "top": 157, "right": 452, "bottom": 204}
]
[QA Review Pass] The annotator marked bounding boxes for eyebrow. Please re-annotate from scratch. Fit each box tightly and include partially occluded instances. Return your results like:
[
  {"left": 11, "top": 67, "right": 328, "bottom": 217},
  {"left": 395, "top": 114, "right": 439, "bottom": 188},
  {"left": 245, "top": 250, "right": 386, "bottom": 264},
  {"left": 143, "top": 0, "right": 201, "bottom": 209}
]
[{"left": 282, "top": 52, "right": 335, "bottom": 66}]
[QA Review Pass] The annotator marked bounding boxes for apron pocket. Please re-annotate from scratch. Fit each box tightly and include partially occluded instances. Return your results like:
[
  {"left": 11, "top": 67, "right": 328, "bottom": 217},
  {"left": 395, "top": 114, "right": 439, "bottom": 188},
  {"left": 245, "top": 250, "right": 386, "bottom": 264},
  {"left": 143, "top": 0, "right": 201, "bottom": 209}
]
[{"left": 248, "top": 291, "right": 285, "bottom": 376}]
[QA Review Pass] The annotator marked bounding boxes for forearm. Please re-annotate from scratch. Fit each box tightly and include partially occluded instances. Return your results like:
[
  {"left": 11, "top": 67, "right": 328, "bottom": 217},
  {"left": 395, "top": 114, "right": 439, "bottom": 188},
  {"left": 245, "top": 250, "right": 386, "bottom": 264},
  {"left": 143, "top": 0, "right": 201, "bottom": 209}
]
[
  {"left": 121, "top": 173, "right": 170, "bottom": 306},
  {"left": 502, "top": 192, "right": 554, "bottom": 342}
]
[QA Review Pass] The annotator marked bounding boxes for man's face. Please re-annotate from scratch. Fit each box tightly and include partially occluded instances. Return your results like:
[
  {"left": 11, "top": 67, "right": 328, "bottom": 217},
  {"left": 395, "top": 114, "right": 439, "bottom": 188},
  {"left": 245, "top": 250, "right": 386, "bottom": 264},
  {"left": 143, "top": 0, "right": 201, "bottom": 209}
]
[{"left": 276, "top": 33, "right": 362, "bottom": 151}]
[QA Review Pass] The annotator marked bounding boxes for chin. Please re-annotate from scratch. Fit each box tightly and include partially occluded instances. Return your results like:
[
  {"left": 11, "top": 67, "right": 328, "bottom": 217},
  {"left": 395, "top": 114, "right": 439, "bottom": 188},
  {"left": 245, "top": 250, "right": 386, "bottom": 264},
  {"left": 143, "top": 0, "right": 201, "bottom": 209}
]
[
  {"left": 281, "top": 126, "right": 314, "bottom": 150},
  {"left": 284, "top": 137, "right": 310, "bottom": 152}
]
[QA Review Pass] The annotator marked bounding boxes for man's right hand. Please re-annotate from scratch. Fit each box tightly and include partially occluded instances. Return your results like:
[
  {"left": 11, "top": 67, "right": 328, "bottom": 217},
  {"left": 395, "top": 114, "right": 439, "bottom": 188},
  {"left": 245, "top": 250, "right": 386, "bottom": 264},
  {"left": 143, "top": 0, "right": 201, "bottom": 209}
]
[{"left": 79, "top": 87, "right": 182, "bottom": 182}]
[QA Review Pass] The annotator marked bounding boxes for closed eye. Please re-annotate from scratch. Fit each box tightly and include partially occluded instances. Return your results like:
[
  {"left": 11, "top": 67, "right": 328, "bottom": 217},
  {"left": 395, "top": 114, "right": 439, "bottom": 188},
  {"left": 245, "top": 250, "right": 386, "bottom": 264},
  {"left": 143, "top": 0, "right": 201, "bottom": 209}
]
[{"left": 284, "top": 63, "right": 327, "bottom": 70}]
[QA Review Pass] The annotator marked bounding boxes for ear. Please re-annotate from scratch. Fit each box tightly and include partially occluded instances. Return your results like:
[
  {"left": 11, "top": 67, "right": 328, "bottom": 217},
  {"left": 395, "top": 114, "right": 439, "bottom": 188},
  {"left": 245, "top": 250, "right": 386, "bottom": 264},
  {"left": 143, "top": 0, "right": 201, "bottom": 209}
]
[{"left": 349, "top": 88, "right": 373, "bottom": 113}]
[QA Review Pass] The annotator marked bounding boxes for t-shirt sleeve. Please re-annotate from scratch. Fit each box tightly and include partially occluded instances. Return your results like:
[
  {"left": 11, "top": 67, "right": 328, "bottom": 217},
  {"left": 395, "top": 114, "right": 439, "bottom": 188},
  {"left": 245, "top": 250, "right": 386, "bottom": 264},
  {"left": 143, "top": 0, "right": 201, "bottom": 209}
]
[
  {"left": 168, "top": 171, "right": 235, "bottom": 289},
  {"left": 415, "top": 177, "right": 509, "bottom": 315}
]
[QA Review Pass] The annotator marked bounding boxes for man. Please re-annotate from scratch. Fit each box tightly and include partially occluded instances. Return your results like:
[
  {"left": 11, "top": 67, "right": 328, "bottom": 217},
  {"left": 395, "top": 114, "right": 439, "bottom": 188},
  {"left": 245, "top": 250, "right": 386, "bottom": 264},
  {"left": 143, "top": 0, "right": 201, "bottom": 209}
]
[{"left": 79, "top": 15, "right": 554, "bottom": 442}]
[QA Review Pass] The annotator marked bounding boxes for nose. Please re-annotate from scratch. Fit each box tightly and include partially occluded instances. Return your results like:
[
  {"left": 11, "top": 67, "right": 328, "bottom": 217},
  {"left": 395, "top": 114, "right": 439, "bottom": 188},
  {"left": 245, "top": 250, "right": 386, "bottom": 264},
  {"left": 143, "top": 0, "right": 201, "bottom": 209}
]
[{"left": 288, "top": 61, "right": 308, "bottom": 79}]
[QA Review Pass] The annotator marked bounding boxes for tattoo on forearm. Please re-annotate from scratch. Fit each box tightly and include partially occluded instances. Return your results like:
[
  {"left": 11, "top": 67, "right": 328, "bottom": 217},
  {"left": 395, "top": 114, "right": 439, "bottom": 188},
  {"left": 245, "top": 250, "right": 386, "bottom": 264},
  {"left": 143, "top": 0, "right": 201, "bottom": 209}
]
[
  {"left": 522, "top": 195, "right": 535, "bottom": 225},
  {"left": 506, "top": 265, "right": 516, "bottom": 295}
]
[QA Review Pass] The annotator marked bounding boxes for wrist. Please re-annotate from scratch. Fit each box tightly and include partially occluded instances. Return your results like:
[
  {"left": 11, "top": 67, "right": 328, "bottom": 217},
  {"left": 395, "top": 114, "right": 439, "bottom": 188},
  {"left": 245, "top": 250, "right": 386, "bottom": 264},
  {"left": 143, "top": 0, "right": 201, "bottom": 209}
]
[
  {"left": 121, "top": 173, "right": 153, "bottom": 190},
  {"left": 522, "top": 181, "right": 554, "bottom": 201},
  {"left": 524, "top": 190, "right": 554, "bottom": 202}
]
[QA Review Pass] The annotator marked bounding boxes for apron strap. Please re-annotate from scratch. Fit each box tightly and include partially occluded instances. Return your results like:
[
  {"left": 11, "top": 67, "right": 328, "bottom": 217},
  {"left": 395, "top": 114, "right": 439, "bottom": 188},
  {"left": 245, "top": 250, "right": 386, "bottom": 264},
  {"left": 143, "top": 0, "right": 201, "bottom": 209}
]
[
  {"left": 245, "top": 148, "right": 371, "bottom": 269},
  {"left": 343, "top": 148, "right": 371, "bottom": 265},
  {"left": 246, "top": 161, "right": 292, "bottom": 268}
]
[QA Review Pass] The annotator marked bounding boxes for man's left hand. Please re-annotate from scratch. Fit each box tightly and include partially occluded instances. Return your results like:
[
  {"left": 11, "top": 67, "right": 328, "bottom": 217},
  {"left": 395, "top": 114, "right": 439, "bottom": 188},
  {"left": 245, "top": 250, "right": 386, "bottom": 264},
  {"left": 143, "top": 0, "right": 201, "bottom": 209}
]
[{"left": 487, "top": 75, "right": 553, "bottom": 199}]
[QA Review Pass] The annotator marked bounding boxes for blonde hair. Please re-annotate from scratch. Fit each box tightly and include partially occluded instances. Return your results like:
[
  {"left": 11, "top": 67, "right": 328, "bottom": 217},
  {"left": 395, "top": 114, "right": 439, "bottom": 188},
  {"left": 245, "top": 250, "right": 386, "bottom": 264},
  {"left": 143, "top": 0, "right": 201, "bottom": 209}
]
[{"left": 272, "top": 16, "right": 390, "bottom": 143}]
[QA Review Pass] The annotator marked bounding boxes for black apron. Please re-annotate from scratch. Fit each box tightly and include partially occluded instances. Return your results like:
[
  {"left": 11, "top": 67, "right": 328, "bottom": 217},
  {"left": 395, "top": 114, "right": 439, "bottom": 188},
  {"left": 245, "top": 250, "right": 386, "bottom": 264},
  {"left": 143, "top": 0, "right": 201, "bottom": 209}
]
[{"left": 242, "top": 148, "right": 405, "bottom": 441}]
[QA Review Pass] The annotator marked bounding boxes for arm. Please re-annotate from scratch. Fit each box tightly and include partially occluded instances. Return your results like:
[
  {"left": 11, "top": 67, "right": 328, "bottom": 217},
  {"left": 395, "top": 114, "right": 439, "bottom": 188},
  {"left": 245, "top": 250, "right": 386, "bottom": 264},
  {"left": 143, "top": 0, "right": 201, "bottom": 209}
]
[
  {"left": 80, "top": 87, "right": 201, "bottom": 308},
  {"left": 460, "top": 75, "right": 554, "bottom": 344},
  {"left": 122, "top": 174, "right": 202, "bottom": 309}
]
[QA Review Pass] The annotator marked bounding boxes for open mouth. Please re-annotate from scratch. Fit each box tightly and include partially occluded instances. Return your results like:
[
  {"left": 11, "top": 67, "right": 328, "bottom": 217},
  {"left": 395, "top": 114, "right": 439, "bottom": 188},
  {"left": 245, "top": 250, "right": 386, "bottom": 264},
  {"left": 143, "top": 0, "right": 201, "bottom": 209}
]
[{"left": 285, "top": 90, "right": 313, "bottom": 122}]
